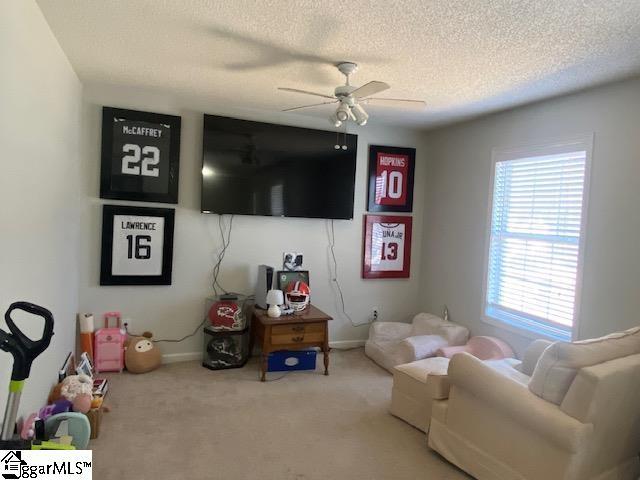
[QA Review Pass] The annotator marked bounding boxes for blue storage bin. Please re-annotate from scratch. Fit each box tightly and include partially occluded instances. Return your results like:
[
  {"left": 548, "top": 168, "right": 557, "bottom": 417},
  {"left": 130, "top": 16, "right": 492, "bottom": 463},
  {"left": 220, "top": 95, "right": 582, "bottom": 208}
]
[{"left": 268, "top": 350, "right": 317, "bottom": 372}]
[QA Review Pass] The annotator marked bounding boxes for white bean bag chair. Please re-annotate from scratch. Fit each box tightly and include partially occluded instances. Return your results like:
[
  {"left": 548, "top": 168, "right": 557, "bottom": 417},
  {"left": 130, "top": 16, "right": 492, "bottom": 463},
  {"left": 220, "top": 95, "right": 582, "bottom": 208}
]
[{"left": 364, "top": 313, "right": 469, "bottom": 372}]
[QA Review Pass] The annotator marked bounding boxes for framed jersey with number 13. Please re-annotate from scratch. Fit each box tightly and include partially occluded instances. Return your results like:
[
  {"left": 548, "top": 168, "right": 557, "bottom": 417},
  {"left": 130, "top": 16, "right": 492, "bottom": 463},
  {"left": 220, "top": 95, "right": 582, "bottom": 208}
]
[
  {"left": 100, "top": 107, "right": 181, "bottom": 203},
  {"left": 367, "top": 145, "right": 415, "bottom": 213},
  {"left": 362, "top": 215, "right": 412, "bottom": 279}
]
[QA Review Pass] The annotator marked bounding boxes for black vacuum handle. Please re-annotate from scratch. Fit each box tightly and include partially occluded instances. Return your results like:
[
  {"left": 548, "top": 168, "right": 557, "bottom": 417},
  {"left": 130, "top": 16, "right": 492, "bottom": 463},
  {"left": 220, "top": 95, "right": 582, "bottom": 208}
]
[{"left": 1, "top": 302, "right": 54, "bottom": 381}]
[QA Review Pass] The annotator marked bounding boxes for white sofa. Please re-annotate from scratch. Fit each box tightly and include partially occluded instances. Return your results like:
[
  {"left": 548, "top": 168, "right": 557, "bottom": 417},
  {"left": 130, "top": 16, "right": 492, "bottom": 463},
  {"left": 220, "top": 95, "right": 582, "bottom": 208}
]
[
  {"left": 428, "top": 328, "right": 640, "bottom": 480},
  {"left": 364, "top": 313, "right": 469, "bottom": 372}
]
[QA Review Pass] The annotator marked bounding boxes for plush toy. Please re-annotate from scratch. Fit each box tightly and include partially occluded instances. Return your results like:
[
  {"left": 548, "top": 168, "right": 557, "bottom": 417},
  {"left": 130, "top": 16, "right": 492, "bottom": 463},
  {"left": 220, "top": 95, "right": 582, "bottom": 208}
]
[
  {"left": 38, "top": 398, "right": 72, "bottom": 421},
  {"left": 20, "top": 413, "right": 39, "bottom": 440},
  {"left": 71, "top": 393, "right": 92, "bottom": 413},
  {"left": 48, "top": 374, "right": 93, "bottom": 414},
  {"left": 61, "top": 374, "right": 92, "bottom": 399},
  {"left": 125, "top": 332, "right": 161, "bottom": 374},
  {"left": 48, "top": 382, "right": 64, "bottom": 404}
]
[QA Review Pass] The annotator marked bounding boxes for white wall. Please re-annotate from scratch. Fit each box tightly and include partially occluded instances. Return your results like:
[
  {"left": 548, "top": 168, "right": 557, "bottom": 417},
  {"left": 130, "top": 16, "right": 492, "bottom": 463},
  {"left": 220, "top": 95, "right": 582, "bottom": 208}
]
[
  {"left": 420, "top": 76, "right": 640, "bottom": 354},
  {"left": 80, "top": 83, "right": 428, "bottom": 360},
  {"left": 0, "top": 1, "right": 82, "bottom": 422}
]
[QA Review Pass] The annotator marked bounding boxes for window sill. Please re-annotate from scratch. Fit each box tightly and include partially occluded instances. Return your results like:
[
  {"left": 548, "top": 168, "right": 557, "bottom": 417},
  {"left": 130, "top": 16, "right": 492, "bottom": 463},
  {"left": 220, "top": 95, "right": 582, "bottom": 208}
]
[{"left": 482, "top": 309, "right": 572, "bottom": 343}]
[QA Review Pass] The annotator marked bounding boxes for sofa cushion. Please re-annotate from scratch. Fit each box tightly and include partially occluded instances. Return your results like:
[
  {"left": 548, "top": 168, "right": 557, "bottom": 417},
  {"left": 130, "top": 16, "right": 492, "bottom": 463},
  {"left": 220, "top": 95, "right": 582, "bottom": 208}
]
[
  {"left": 399, "top": 335, "right": 449, "bottom": 361},
  {"left": 394, "top": 357, "right": 450, "bottom": 399},
  {"left": 410, "top": 313, "right": 446, "bottom": 336},
  {"left": 368, "top": 321, "right": 413, "bottom": 342},
  {"left": 364, "top": 313, "right": 469, "bottom": 372},
  {"left": 395, "top": 356, "right": 450, "bottom": 380},
  {"left": 435, "top": 323, "right": 470, "bottom": 346},
  {"left": 485, "top": 358, "right": 529, "bottom": 386},
  {"left": 520, "top": 339, "right": 554, "bottom": 376},
  {"left": 529, "top": 326, "right": 640, "bottom": 404},
  {"left": 364, "top": 339, "right": 404, "bottom": 373}
]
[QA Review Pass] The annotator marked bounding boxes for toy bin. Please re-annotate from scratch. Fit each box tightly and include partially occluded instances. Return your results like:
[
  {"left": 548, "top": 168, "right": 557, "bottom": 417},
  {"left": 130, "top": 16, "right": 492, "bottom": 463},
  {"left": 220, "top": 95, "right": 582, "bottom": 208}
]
[
  {"left": 268, "top": 350, "right": 317, "bottom": 372},
  {"left": 202, "top": 325, "right": 250, "bottom": 370}
]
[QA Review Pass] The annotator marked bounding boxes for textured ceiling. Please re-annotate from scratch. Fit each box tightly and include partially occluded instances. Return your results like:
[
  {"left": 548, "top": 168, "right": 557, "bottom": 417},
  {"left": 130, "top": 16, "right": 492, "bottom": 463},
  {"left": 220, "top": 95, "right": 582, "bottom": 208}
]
[{"left": 37, "top": 0, "right": 640, "bottom": 128}]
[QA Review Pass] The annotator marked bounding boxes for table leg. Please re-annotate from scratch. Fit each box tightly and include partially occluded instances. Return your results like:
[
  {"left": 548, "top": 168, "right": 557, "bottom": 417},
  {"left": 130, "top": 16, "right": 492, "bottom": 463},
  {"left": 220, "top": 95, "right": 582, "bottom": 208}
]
[
  {"left": 248, "top": 324, "right": 255, "bottom": 356},
  {"left": 323, "top": 322, "right": 329, "bottom": 375},
  {"left": 260, "top": 325, "right": 271, "bottom": 382},
  {"left": 261, "top": 353, "right": 268, "bottom": 382}
]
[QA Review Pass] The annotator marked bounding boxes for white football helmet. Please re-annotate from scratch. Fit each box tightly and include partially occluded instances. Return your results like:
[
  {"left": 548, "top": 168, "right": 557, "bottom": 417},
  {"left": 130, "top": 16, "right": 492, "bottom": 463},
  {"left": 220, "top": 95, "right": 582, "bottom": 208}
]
[{"left": 285, "top": 281, "right": 310, "bottom": 312}]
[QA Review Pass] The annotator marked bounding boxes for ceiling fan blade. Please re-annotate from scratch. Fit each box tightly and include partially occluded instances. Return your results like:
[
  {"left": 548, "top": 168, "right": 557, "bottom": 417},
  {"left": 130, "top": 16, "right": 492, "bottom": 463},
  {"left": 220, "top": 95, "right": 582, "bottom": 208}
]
[
  {"left": 350, "top": 81, "right": 390, "bottom": 99},
  {"left": 364, "top": 97, "right": 427, "bottom": 108},
  {"left": 282, "top": 101, "right": 338, "bottom": 112},
  {"left": 278, "top": 87, "right": 336, "bottom": 100}
]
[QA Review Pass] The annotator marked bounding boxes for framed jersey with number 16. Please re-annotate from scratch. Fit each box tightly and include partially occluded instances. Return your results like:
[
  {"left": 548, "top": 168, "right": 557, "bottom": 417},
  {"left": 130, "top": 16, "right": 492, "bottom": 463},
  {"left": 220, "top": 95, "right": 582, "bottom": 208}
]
[
  {"left": 367, "top": 145, "right": 415, "bottom": 213},
  {"left": 100, "top": 205, "right": 175, "bottom": 285},
  {"left": 100, "top": 107, "right": 181, "bottom": 203}
]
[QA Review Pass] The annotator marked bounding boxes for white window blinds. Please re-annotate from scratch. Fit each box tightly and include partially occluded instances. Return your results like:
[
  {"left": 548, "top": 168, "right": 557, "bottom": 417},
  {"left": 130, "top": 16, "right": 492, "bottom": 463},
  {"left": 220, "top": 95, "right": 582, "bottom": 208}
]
[{"left": 485, "top": 141, "right": 590, "bottom": 340}]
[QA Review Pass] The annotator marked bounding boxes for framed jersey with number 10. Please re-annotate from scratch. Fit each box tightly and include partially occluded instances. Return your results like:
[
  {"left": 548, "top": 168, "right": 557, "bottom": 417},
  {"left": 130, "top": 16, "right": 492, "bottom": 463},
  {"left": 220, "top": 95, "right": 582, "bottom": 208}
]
[
  {"left": 100, "top": 107, "right": 181, "bottom": 203},
  {"left": 367, "top": 145, "right": 415, "bottom": 213}
]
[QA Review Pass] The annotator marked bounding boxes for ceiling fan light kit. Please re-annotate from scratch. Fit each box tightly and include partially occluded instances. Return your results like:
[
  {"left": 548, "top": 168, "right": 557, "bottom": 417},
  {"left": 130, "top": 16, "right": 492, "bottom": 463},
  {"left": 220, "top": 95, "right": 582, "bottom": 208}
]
[
  {"left": 335, "top": 103, "right": 353, "bottom": 123},
  {"left": 278, "top": 62, "right": 425, "bottom": 128},
  {"left": 351, "top": 103, "right": 369, "bottom": 126}
]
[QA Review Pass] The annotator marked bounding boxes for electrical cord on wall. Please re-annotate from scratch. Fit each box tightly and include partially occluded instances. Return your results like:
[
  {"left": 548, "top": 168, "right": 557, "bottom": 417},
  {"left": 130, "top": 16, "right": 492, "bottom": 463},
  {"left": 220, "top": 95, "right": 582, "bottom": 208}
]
[
  {"left": 212, "top": 214, "right": 251, "bottom": 299},
  {"left": 128, "top": 214, "right": 252, "bottom": 344},
  {"left": 212, "top": 214, "right": 235, "bottom": 297},
  {"left": 127, "top": 294, "right": 255, "bottom": 344},
  {"left": 329, "top": 219, "right": 371, "bottom": 328},
  {"left": 150, "top": 320, "right": 207, "bottom": 344},
  {"left": 123, "top": 313, "right": 208, "bottom": 344}
]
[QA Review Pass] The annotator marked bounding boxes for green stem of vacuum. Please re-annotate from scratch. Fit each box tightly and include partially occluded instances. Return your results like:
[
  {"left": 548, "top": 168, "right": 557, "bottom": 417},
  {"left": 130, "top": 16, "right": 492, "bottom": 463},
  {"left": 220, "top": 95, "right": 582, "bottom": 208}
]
[
  {"left": 9, "top": 380, "right": 24, "bottom": 393},
  {"left": 1, "top": 380, "right": 25, "bottom": 440}
]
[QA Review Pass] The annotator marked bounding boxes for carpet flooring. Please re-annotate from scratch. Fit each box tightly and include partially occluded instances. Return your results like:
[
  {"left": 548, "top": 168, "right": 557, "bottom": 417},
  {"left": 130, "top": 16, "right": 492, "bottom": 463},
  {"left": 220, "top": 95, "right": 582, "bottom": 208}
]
[{"left": 91, "top": 348, "right": 469, "bottom": 479}]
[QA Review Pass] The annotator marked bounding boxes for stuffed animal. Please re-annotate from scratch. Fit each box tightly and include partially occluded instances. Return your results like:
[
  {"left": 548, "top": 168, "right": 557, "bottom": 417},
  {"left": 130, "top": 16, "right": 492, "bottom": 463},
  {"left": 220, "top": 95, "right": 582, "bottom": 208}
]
[
  {"left": 48, "top": 374, "right": 93, "bottom": 414},
  {"left": 61, "top": 374, "right": 92, "bottom": 399},
  {"left": 125, "top": 332, "right": 161, "bottom": 374},
  {"left": 38, "top": 398, "right": 72, "bottom": 421}
]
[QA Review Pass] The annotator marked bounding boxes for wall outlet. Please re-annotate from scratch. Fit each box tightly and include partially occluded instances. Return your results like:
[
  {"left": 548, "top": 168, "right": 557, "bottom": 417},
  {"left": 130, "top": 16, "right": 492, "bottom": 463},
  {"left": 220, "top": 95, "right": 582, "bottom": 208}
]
[{"left": 372, "top": 308, "right": 379, "bottom": 322}]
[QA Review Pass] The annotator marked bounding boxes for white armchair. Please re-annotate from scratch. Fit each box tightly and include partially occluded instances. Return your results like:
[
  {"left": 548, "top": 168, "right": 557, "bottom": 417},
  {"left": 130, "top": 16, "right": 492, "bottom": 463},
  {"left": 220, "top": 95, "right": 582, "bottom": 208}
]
[
  {"left": 364, "top": 313, "right": 469, "bottom": 372},
  {"left": 428, "top": 327, "right": 640, "bottom": 480}
]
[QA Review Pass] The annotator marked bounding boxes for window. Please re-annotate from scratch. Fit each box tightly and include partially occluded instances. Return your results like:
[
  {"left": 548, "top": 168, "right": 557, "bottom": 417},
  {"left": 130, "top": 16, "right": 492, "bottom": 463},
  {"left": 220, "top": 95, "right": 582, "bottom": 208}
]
[{"left": 483, "top": 136, "right": 592, "bottom": 341}]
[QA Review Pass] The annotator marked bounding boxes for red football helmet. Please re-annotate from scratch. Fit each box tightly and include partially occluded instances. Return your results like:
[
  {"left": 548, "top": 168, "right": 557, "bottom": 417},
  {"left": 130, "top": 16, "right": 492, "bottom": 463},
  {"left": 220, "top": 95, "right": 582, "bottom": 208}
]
[
  {"left": 285, "top": 281, "right": 310, "bottom": 312},
  {"left": 209, "top": 301, "right": 244, "bottom": 330}
]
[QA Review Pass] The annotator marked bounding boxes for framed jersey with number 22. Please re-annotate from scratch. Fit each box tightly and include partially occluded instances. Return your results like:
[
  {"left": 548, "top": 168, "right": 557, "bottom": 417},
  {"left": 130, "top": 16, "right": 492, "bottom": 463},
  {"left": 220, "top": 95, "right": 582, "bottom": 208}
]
[
  {"left": 100, "top": 107, "right": 181, "bottom": 203},
  {"left": 100, "top": 205, "right": 175, "bottom": 285},
  {"left": 367, "top": 145, "right": 415, "bottom": 213},
  {"left": 362, "top": 215, "right": 412, "bottom": 279}
]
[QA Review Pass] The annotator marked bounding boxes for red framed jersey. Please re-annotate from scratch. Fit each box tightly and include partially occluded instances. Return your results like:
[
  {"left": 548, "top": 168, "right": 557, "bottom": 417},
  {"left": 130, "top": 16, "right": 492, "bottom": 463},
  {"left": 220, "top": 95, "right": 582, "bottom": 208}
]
[
  {"left": 367, "top": 145, "right": 415, "bottom": 213},
  {"left": 362, "top": 215, "right": 412, "bottom": 279}
]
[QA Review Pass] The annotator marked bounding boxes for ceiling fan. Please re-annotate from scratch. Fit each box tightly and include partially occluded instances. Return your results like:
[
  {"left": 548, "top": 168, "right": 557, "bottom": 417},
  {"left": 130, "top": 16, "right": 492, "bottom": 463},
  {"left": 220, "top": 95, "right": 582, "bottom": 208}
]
[{"left": 278, "top": 62, "right": 425, "bottom": 126}]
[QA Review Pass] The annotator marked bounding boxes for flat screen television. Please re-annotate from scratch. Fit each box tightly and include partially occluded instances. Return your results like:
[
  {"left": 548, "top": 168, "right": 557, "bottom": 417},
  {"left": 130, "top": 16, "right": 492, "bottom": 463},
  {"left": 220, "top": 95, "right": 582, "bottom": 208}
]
[{"left": 201, "top": 115, "right": 358, "bottom": 219}]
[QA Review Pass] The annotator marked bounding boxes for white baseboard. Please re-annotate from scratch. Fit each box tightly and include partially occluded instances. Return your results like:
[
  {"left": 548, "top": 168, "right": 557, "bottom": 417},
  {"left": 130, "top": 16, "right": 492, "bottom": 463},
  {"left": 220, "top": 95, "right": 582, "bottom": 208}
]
[
  {"left": 161, "top": 340, "right": 366, "bottom": 364},
  {"left": 329, "top": 339, "right": 366, "bottom": 349},
  {"left": 162, "top": 352, "right": 201, "bottom": 364}
]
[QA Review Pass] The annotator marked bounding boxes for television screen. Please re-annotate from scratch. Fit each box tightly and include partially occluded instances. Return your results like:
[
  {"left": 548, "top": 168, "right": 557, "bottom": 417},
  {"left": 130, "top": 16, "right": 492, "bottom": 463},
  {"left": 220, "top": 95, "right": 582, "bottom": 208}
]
[{"left": 201, "top": 115, "right": 358, "bottom": 219}]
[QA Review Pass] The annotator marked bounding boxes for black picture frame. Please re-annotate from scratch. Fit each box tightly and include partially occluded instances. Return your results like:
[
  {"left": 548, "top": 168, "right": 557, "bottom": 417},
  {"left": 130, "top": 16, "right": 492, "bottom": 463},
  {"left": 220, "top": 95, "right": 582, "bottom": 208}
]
[
  {"left": 100, "top": 204, "right": 175, "bottom": 286},
  {"left": 100, "top": 107, "right": 181, "bottom": 204},
  {"left": 367, "top": 145, "right": 416, "bottom": 213}
]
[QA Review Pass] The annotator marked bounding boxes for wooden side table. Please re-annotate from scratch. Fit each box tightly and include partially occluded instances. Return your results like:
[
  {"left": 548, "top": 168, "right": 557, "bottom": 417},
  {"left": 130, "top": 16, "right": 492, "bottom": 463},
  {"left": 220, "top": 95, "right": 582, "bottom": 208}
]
[{"left": 250, "top": 305, "right": 333, "bottom": 382}]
